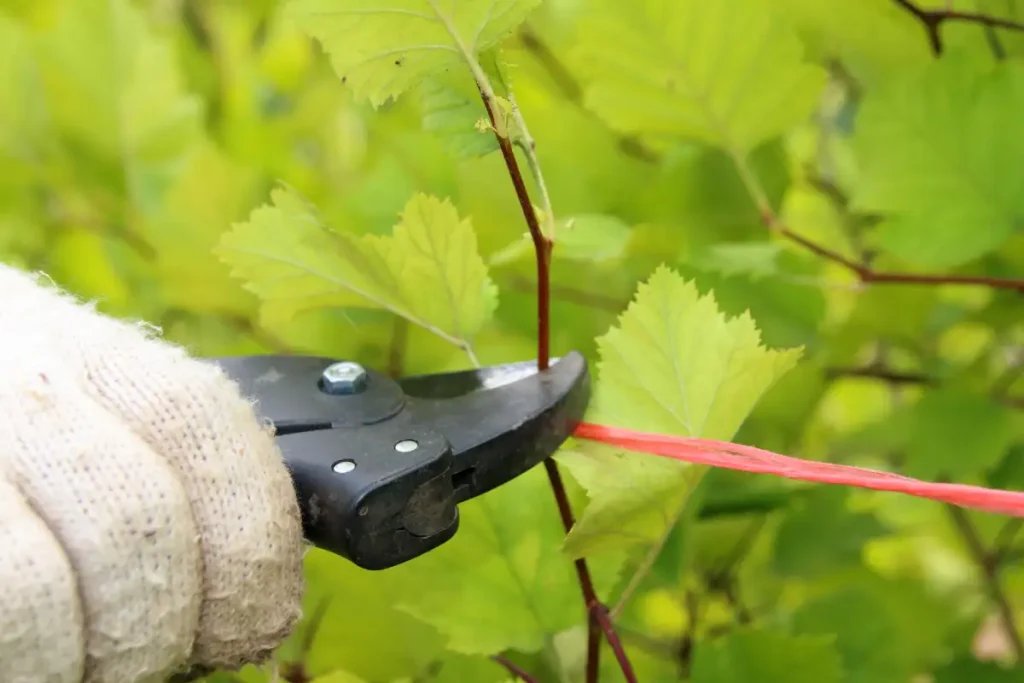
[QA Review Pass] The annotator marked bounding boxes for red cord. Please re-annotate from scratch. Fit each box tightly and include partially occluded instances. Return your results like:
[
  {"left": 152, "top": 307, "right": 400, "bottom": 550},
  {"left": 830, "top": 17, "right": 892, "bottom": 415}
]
[{"left": 574, "top": 422, "right": 1024, "bottom": 517}]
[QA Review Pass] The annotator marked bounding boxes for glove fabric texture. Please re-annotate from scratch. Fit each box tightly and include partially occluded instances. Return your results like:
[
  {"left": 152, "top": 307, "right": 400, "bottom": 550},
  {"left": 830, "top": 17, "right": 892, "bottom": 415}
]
[{"left": 0, "top": 264, "right": 305, "bottom": 683}]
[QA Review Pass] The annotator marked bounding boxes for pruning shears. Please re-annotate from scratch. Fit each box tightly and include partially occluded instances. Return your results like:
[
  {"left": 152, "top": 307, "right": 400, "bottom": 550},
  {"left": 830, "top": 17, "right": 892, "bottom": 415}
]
[{"left": 212, "top": 353, "right": 590, "bottom": 570}]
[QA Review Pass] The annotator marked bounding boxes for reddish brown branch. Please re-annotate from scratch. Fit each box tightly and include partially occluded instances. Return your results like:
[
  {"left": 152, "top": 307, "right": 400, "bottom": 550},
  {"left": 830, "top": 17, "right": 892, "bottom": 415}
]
[
  {"left": 491, "top": 655, "right": 540, "bottom": 683},
  {"left": 891, "top": 0, "right": 1024, "bottom": 55},
  {"left": 778, "top": 226, "right": 1024, "bottom": 292},
  {"left": 946, "top": 504, "right": 1024, "bottom": 661},
  {"left": 825, "top": 365, "right": 933, "bottom": 386},
  {"left": 479, "top": 86, "right": 636, "bottom": 683},
  {"left": 544, "top": 459, "right": 638, "bottom": 683},
  {"left": 480, "top": 89, "right": 552, "bottom": 370}
]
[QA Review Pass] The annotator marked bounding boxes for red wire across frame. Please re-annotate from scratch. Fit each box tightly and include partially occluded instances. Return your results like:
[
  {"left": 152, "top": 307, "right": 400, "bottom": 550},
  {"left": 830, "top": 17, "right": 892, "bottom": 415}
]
[{"left": 573, "top": 422, "right": 1024, "bottom": 517}]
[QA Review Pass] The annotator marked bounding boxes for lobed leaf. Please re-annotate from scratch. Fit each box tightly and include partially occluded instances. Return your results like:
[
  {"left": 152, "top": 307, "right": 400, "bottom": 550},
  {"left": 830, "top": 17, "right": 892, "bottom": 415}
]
[
  {"left": 570, "top": 0, "right": 827, "bottom": 153},
  {"left": 289, "top": 0, "right": 541, "bottom": 106},
  {"left": 560, "top": 266, "right": 801, "bottom": 558},
  {"left": 217, "top": 187, "right": 498, "bottom": 349},
  {"left": 392, "top": 465, "right": 623, "bottom": 655},
  {"left": 852, "top": 55, "right": 1024, "bottom": 268}
]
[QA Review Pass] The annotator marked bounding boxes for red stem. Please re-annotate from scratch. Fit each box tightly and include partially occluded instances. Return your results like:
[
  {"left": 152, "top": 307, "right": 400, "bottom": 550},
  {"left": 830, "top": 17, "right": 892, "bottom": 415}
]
[
  {"left": 779, "top": 227, "right": 1024, "bottom": 292},
  {"left": 491, "top": 655, "right": 540, "bottom": 683},
  {"left": 479, "top": 87, "right": 636, "bottom": 683},
  {"left": 891, "top": 0, "right": 1024, "bottom": 55}
]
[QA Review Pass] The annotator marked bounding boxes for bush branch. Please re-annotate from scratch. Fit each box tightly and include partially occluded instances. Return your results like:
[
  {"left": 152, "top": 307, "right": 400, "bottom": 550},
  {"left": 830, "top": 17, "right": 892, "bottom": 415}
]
[
  {"left": 946, "top": 504, "right": 1024, "bottom": 661},
  {"left": 731, "top": 152, "right": 1024, "bottom": 293},
  {"left": 892, "top": 0, "right": 1024, "bottom": 55},
  {"left": 491, "top": 655, "right": 540, "bottom": 683},
  {"left": 477, "top": 76, "right": 637, "bottom": 683}
]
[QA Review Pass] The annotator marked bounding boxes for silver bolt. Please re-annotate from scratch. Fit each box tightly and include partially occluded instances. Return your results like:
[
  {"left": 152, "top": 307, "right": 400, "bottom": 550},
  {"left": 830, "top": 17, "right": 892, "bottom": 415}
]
[
  {"left": 395, "top": 439, "right": 419, "bottom": 453},
  {"left": 322, "top": 361, "right": 368, "bottom": 395},
  {"left": 332, "top": 459, "right": 356, "bottom": 474}
]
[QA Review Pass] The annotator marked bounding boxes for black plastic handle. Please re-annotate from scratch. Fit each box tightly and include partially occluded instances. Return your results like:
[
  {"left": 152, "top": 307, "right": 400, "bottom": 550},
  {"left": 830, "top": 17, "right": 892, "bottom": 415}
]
[{"left": 213, "top": 353, "right": 589, "bottom": 569}]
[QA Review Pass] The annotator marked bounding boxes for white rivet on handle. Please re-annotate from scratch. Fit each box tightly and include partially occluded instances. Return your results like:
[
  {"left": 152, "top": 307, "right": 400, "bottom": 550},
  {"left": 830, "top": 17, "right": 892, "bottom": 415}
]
[
  {"left": 332, "top": 459, "right": 356, "bottom": 474},
  {"left": 395, "top": 440, "right": 419, "bottom": 453}
]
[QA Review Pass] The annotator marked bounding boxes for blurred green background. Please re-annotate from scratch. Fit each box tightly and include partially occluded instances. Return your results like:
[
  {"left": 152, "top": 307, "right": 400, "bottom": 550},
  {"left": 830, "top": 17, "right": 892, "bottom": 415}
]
[{"left": 2, "top": 0, "right": 1024, "bottom": 681}]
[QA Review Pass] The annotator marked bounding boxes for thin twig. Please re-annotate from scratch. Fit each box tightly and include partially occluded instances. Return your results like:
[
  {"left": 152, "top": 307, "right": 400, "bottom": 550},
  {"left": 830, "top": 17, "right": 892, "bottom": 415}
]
[
  {"left": 544, "top": 457, "right": 638, "bottom": 683},
  {"left": 731, "top": 152, "right": 1024, "bottom": 293},
  {"left": 479, "top": 89, "right": 552, "bottom": 369},
  {"left": 993, "top": 518, "right": 1024, "bottom": 563},
  {"left": 476, "top": 60, "right": 637, "bottom": 683},
  {"left": 491, "top": 655, "right": 540, "bottom": 683},
  {"left": 946, "top": 504, "right": 1024, "bottom": 661},
  {"left": 592, "top": 603, "right": 639, "bottom": 682},
  {"left": 825, "top": 365, "right": 934, "bottom": 385},
  {"left": 388, "top": 317, "right": 409, "bottom": 378},
  {"left": 891, "top": 0, "right": 1024, "bottom": 55}
]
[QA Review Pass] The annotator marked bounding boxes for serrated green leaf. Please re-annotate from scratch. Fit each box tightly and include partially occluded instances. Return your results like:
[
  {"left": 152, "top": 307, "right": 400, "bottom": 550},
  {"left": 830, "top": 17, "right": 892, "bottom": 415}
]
[
  {"left": 773, "top": 488, "right": 889, "bottom": 578},
  {"left": 289, "top": 0, "right": 540, "bottom": 107},
  {"left": 690, "top": 629, "right": 843, "bottom": 683},
  {"left": 393, "top": 465, "right": 623, "bottom": 655},
  {"left": 557, "top": 443, "right": 700, "bottom": 558},
  {"left": 560, "top": 266, "right": 801, "bottom": 558},
  {"left": 419, "top": 72, "right": 498, "bottom": 158},
  {"left": 218, "top": 187, "right": 498, "bottom": 350},
  {"left": 419, "top": 48, "right": 505, "bottom": 158},
  {"left": 852, "top": 55, "right": 1024, "bottom": 268},
  {"left": 571, "top": 0, "right": 827, "bottom": 152}
]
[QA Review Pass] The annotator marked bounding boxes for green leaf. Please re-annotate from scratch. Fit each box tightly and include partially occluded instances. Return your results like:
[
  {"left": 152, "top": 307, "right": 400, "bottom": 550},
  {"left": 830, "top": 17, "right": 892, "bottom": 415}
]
[
  {"left": 218, "top": 187, "right": 498, "bottom": 351},
  {"left": 775, "top": 0, "right": 929, "bottom": 85},
  {"left": 852, "top": 55, "right": 1024, "bottom": 268},
  {"left": 571, "top": 0, "right": 827, "bottom": 152},
  {"left": 560, "top": 266, "right": 801, "bottom": 557},
  {"left": 689, "top": 242, "right": 784, "bottom": 279},
  {"left": 490, "top": 213, "right": 632, "bottom": 267},
  {"left": 418, "top": 49, "right": 505, "bottom": 158},
  {"left": 392, "top": 465, "right": 623, "bottom": 655},
  {"left": 690, "top": 629, "right": 843, "bottom": 683},
  {"left": 772, "top": 488, "right": 889, "bottom": 578},
  {"left": 792, "top": 575, "right": 955, "bottom": 683},
  {"left": 289, "top": 0, "right": 541, "bottom": 107},
  {"left": 555, "top": 214, "right": 632, "bottom": 262},
  {"left": 903, "top": 390, "right": 1016, "bottom": 481}
]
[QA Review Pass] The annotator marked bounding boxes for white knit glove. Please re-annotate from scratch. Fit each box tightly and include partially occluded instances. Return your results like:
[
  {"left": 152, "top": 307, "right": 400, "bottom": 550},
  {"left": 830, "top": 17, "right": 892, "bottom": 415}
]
[{"left": 0, "top": 264, "right": 306, "bottom": 683}]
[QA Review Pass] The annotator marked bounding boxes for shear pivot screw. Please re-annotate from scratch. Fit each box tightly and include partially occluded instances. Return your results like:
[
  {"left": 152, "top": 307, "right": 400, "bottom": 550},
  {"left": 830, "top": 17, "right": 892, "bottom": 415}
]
[{"left": 322, "top": 361, "right": 368, "bottom": 395}]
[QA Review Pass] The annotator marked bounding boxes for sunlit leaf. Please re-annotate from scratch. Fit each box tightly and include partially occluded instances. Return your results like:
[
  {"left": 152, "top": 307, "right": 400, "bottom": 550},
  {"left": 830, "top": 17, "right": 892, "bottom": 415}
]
[
  {"left": 217, "top": 187, "right": 498, "bottom": 350},
  {"left": 852, "top": 55, "right": 1024, "bottom": 268},
  {"left": 571, "top": 0, "right": 827, "bottom": 152},
  {"left": 393, "top": 466, "right": 623, "bottom": 655},
  {"left": 289, "top": 0, "right": 541, "bottom": 106},
  {"left": 560, "top": 266, "right": 801, "bottom": 557}
]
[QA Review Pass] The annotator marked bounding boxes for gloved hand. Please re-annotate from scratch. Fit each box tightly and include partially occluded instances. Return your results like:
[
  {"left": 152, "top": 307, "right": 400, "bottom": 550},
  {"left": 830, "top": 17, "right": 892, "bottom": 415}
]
[{"left": 0, "top": 264, "right": 305, "bottom": 683}]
